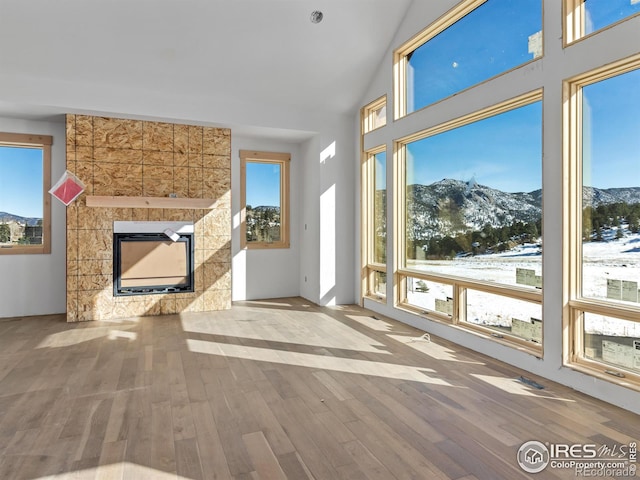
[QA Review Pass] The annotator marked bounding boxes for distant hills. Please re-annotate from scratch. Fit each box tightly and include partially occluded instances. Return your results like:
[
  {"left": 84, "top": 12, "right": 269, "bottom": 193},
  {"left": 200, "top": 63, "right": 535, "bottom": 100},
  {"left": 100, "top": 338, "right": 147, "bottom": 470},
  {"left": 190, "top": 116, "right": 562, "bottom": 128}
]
[
  {"left": 582, "top": 186, "right": 640, "bottom": 207},
  {"left": 247, "top": 205, "right": 280, "bottom": 213},
  {"left": 0, "top": 212, "right": 42, "bottom": 226},
  {"left": 402, "top": 179, "right": 640, "bottom": 240}
]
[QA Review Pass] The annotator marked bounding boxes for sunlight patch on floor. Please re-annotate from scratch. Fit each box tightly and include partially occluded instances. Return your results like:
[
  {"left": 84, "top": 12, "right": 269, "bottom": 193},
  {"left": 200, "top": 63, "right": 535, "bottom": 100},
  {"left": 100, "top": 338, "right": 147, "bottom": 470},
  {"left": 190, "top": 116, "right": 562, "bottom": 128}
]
[
  {"left": 181, "top": 312, "right": 388, "bottom": 354},
  {"left": 387, "top": 334, "right": 485, "bottom": 364},
  {"left": 35, "top": 325, "right": 137, "bottom": 348},
  {"left": 242, "top": 299, "right": 312, "bottom": 308},
  {"left": 34, "top": 462, "right": 191, "bottom": 480},
  {"left": 187, "top": 338, "right": 454, "bottom": 386},
  {"left": 346, "top": 314, "right": 396, "bottom": 332},
  {"left": 470, "top": 374, "right": 575, "bottom": 401}
]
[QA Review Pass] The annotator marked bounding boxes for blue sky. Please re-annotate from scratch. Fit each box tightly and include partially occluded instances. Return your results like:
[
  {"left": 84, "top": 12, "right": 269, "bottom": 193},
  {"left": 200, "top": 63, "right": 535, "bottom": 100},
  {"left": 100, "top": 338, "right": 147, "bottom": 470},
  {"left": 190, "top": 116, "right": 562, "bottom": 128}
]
[
  {"left": 406, "top": 0, "right": 543, "bottom": 192},
  {"left": 583, "top": 69, "right": 640, "bottom": 190},
  {"left": 375, "top": 152, "right": 386, "bottom": 191},
  {"left": 406, "top": 67, "right": 640, "bottom": 192},
  {"left": 408, "top": 0, "right": 542, "bottom": 111},
  {"left": 404, "top": 0, "right": 639, "bottom": 193},
  {"left": 407, "top": 102, "right": 543, "bottom": 193},
  {"left": 585, "top": 0, "right": 640, "bottom": 34},
  {"left": 246, "top": 162, "right": 281, "bottom": 207},
  {"left": 0, "top": 146, "right": 43, "bottom": 218}
]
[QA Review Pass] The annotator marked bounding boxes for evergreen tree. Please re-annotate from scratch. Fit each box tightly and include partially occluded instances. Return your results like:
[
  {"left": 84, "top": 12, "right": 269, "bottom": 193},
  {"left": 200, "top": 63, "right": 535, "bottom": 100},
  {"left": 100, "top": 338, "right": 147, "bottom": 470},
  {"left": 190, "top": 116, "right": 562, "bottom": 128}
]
[{"left": 0, "top": 224, "right": 10, "bottom": 243}]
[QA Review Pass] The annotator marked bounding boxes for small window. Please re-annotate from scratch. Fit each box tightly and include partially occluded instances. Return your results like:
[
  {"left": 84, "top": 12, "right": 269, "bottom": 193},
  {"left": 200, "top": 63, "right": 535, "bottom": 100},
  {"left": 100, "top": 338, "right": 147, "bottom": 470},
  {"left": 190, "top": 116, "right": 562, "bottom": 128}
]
[
  {"left": 566, "top": 0, "right": 640, "bottom": 44},
  {"left": 240, "top": 150, "right": 290, "bottom": 249},
  {"left": 0, "top": 132, "right": 52, "bottom": 255},
  {"left": 404, "top": 276, "right": 454, "bottom": 320},
  {"left": 362, "top": 96, "right": 387, "bottom": 133},
  {"left": 394, "top": 0, "right": 542, "bottom": 118},
  {"left": 464, "top": 288, "right": 542, "bottom": 344}
]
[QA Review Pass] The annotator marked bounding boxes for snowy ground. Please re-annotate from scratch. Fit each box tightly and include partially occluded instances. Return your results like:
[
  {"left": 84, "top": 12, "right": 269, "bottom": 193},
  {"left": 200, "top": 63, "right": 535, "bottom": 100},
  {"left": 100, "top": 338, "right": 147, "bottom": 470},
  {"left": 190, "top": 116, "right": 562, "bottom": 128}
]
[{"left": 406, "top": 229, "right": 640, "bottom": 339}]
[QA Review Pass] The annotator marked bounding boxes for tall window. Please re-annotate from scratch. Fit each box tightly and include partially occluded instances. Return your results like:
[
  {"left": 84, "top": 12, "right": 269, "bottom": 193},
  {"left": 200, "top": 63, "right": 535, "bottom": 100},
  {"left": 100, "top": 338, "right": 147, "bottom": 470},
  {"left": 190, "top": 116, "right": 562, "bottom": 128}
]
[
  {"left": 240, "top": 150, "right": 290, "bottom": 249},
  {"left": 363, "top": 147, "right": 387, "bottom": 299},
  {"left": 566, "top": 56, "right": 640, "bottom": 382},
  {"left": 394, "top": 0, "right": 542, "bottom": 118},
  {"left": 396, "top": 91, "right": 543, "bottom": 348},
  {"left": 565, "top": 0, "right": 640, "bottom": 44},
  {"left": 0, "top": 132, "right": 52, "bottom": 255}
]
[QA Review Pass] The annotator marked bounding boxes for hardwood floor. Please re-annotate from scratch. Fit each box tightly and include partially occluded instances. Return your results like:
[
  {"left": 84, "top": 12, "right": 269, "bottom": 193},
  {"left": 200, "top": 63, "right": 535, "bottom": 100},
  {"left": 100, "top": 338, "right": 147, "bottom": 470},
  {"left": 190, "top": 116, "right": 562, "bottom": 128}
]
[{"left": 0, "top": 297, "right": 638, "bottom": 479}]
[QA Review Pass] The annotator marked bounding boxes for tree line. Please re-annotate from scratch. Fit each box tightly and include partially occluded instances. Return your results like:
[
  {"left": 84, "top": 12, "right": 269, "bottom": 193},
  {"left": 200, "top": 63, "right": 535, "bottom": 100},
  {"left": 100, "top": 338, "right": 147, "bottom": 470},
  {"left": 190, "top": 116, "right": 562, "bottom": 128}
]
[
  {"left": 408, "top": 219, "right": 542, "bottom": 260},
  {"left": 582, "top": 202, "right": 640, "bottom": 241}
]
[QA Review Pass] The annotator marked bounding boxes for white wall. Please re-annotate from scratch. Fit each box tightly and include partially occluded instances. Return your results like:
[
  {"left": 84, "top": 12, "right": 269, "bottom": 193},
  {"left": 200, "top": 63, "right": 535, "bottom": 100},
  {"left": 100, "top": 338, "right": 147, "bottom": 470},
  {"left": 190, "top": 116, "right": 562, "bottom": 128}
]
[
  {"left": 231, "top": 136, "right": 302, "bottom": 301},
  {"left": 231, "top": 119, "right": 357, "bottom": 305},
  {"left": 298, "top": 136, "right": 321, "bottom": 304},
  {"left": 319, "top": 122, "right": 356, "bottom": 305},
  {"left": 0, "top": 116, "right": 66, "bottom": 318},
  {"left": 357, "top": 0, "right": 640, "bottom": 414},
  {"left": 297, "top": 122, "right": 357, "bottom": 306}
]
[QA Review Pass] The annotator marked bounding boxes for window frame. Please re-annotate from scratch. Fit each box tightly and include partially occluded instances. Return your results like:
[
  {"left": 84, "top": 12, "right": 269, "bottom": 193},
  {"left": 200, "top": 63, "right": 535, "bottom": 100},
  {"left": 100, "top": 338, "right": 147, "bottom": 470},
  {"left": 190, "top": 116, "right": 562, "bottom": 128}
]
[
  {"left": 394, "top": 89, "right": 544, "bottom": 355},
  {"left": 393, "top": 0, "right": 542, "bottom": 120},
  {"left": 394, "top": 0, "right": 484, "bottom": 120},
  {"left": 362, "top": 145, "right": 387, "bottom": 302},
  {"left": 563, "top": 53, "right": 640, "bottom": 388},
  {"left": 0, "top": 132, "right": 52, "bottom": 255},
  {"left": 362, "top": 95, "right": 387, "bottom": 134},
  {"left": 239, "top": 150, "right": 290, "bottom": 250}
]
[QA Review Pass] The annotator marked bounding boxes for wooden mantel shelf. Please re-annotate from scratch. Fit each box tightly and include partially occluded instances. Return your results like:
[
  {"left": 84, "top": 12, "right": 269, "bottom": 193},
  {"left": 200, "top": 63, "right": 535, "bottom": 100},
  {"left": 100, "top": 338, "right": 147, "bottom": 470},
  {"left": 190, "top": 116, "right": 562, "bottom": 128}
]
[{"left": 85, "top": 195, "right": 217, "bottom": 210}]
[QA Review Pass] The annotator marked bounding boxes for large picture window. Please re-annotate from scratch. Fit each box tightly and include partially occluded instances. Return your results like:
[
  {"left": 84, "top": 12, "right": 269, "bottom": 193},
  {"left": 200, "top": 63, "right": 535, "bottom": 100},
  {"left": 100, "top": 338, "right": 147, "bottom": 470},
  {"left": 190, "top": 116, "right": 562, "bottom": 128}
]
[
  {"left": 566, "top": 56, "right": 640, "bottom": 384},
  {"left": 0, "top": 132, "right": 52, "bottom": 255},
  {"left": 396, "top": 90, "right": 543, "bottom": 350},
  {"left": 240, "top": 150, "right": 290, "bottom": 249},
  {"left": 394, "top": 0, "right": 542, "bottom": 118},
  {"left": 400, "top": 92, "right": 542, "bottom": 287}
]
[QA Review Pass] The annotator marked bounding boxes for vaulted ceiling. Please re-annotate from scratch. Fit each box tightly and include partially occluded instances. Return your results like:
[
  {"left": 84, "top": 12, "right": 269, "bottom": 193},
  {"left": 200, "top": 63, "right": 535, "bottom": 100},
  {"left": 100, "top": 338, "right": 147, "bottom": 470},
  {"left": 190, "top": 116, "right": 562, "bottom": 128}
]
[{"left": 0, "top": 0, "right": 413, "bottom": 138}]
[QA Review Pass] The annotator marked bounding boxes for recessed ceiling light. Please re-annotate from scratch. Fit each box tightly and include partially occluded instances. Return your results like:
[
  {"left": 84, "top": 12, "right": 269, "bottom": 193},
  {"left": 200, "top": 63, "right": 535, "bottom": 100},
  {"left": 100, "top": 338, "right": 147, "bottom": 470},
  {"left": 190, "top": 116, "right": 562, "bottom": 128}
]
[{"left": 310, "top": 10, "right": 323, "bottom": 24}]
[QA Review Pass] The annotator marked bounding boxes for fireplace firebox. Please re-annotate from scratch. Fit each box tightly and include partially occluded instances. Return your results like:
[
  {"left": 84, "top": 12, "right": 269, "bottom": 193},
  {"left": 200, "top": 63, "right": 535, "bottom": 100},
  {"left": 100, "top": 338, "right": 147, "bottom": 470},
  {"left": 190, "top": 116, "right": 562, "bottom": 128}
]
[{"left": 113, "top": 221, "right": 195, "bottom": 297}]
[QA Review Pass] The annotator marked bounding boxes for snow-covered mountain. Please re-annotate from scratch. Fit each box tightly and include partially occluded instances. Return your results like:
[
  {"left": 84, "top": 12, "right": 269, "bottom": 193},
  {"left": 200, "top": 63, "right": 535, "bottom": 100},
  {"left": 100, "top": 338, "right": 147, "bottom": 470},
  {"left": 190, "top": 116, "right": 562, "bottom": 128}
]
[
  {"left": 404, "top": 179, "right": 640, "bottom": 239},
  {"left": 406, "top": 179, "right": 541, "bottom": 238},
  {"left": 582, "top": 186, "right": 640, "bottom": 207}
]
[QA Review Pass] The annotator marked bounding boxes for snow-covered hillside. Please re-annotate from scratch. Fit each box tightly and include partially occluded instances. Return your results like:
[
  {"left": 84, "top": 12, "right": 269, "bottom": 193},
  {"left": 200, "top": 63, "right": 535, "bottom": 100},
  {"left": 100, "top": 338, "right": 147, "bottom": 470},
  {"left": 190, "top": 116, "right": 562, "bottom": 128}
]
[{"left": 403, "top": 179, "right": 640, "bottom": 240}]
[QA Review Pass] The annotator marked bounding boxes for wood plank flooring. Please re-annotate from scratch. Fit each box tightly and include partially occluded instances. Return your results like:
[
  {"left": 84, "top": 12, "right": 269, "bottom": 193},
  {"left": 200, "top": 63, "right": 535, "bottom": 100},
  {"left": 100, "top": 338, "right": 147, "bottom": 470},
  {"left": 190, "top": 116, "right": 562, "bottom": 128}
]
[{"left": 0, "top": 297, "right": 638, "bottom": 479}]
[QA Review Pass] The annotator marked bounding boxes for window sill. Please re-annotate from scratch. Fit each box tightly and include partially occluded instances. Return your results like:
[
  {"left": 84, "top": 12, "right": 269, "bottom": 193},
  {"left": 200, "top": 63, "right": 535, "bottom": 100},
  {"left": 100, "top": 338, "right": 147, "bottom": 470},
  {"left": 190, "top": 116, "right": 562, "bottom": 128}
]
[{"left": 567, "top": 359, "right": 640, "bottom": 393}]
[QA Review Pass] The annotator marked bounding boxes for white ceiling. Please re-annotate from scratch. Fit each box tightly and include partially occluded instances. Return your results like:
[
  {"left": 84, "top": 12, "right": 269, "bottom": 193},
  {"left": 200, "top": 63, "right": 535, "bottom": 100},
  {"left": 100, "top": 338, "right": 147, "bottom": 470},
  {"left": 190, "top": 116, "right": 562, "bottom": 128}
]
[{"left": 0, "top": 0, "right": 413, "bottom": 139}]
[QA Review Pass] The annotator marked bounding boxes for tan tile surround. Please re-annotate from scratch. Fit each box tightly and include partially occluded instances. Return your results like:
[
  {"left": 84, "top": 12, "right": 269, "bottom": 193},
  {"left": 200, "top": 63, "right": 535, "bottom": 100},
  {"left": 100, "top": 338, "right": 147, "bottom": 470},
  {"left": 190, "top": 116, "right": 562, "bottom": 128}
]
[{"left": 65, "top": 115, "right": 231, "bottom": 322}]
